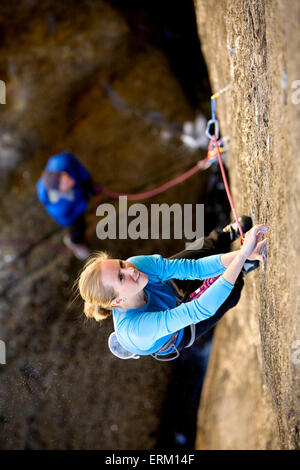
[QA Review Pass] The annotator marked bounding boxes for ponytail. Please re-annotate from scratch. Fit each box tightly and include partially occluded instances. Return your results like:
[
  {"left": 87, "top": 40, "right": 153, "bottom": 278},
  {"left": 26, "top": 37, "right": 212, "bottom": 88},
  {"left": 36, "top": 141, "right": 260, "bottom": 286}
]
[
  {"left": 77, "top": 251, "right": 117, "bottom": 322},
  {"left": 83, "top": 301, "right": 112, "bottom": 322}
]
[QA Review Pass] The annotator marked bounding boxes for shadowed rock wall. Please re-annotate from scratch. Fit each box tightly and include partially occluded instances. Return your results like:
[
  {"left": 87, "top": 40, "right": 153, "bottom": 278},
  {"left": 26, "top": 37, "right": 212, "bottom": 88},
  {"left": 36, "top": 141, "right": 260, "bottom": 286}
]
[
  {"left": 0, "top": 0, "right": 209, "bottom": 449},
  {"left": 194, "top": 0, "right": 300, "bottom": 449}
]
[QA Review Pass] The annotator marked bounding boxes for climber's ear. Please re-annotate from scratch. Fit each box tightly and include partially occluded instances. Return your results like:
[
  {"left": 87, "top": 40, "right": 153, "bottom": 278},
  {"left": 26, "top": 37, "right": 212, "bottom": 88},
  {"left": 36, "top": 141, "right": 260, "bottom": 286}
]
[{"left": 111, "top": 297, "right": 124, "bottom": 307}]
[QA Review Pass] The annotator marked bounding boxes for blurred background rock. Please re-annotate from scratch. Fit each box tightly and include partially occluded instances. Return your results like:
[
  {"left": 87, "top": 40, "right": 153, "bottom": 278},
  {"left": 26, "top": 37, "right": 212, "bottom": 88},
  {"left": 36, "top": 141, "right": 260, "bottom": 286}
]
[{"left": 0, "top": 0, "right": 223, "bottom": 449}]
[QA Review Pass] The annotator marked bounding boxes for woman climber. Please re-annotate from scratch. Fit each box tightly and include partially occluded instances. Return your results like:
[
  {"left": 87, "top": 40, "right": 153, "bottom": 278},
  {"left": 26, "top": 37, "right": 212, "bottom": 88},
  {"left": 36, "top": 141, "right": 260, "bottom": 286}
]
[
  {"left": 77, "top": 217, "right": 268, "bottom": 361},
  {"left": 36, "top": 151, "right": 100, "bottom": 261}
]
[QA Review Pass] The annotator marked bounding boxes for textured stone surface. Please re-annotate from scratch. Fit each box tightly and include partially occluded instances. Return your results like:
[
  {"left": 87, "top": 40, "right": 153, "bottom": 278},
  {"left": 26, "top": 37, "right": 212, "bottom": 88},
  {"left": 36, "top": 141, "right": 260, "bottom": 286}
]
[{"left": 194, "top": 0, "right": 300, "bottom": 449}]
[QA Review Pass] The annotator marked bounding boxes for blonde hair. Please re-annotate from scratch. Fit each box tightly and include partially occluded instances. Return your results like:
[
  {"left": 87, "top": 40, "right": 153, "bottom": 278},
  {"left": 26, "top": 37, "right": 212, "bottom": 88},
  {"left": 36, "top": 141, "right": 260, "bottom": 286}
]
[{"left": 77, "top": 251, "right": 118, "bottom": 322}]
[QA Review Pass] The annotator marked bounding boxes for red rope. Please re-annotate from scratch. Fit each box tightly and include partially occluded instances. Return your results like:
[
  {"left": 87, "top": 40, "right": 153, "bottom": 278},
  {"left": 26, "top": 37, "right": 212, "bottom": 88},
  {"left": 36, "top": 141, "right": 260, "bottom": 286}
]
[
  {"left": 211, "top": 134, "right": 244, "bottom": 240},
  {"left": 97, "top": 163, "right": 203, "bottom": 201},
  {"left": 1, "top": 133, "right": 241, "bottom": 250},
  {"left": 95, "top": 138, "right": 225, "bottom": 201}
]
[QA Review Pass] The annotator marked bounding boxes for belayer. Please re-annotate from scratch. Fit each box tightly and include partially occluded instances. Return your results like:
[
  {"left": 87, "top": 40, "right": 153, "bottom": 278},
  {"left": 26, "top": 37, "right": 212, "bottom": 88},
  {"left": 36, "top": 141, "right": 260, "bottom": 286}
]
[
  {"left": 77, "top": 218, "right": 268, "bottom": 361},
  {"left": 36, "top": 151, "right": 100, "bottom": 260}
]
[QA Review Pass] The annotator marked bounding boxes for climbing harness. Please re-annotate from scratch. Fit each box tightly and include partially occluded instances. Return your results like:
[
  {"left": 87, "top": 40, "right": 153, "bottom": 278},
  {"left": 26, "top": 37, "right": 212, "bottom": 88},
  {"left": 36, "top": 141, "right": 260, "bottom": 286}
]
[
  {"left": 109, "top": 323, "right": 195, "bottom": 363},
  {"left": 108, "top": 280, "right": 216, "bottom": 362},
  {"left": 150, "top": 323, "right": 197, "bottom": 362},
  {"left": 151, "top": 331, "right": 181, "bottom": 362}
]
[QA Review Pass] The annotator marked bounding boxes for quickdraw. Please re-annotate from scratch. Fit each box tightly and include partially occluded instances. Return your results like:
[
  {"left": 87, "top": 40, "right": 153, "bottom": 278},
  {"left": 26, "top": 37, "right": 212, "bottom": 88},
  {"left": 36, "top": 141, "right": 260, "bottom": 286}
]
[{"left": 205, "top": 85, "right": 245, "bottom": 245}]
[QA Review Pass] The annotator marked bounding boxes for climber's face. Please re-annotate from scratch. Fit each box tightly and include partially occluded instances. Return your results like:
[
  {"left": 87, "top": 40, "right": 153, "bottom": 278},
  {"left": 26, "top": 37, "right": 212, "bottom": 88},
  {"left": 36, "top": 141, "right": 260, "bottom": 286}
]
[
  {"left": 59, "top": 172, "right": 76, "bottom": 192},
  {"left": 100, "top": 259, "right": 148, "bottom": 307}
]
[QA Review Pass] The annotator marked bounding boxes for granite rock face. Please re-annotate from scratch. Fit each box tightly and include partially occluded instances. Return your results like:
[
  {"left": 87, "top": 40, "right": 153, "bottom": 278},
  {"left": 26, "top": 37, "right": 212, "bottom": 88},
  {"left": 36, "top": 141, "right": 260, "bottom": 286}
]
[{"left": 194, "top": 0, "right": 300, "bottom": 449}]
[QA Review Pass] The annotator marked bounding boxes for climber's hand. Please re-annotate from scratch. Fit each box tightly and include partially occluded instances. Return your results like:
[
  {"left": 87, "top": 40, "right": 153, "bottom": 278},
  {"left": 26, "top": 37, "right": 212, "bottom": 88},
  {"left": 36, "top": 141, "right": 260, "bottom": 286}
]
[
  {"left": 240, "top": 224, "right": 268, "bottom": 261},
  {"left": 247, "top": 239, "right": 267, "bottom": 261}
]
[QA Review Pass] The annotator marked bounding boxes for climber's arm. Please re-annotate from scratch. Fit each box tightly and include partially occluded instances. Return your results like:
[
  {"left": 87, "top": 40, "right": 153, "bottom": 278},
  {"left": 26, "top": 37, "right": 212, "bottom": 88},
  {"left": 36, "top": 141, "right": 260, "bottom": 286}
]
[{"left": 220, "top": 250, "right": 240, "bottom": 268}]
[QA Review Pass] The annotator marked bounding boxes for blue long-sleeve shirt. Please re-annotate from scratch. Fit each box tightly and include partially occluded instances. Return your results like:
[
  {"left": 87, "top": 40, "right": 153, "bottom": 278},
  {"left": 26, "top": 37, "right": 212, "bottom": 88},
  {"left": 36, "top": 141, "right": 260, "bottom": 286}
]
[
  {"left": 112, "top": 254, "right": 234, "bottom": 356},
  {"left": 36, "top": 152, "right": 91, "bottom": 226}
]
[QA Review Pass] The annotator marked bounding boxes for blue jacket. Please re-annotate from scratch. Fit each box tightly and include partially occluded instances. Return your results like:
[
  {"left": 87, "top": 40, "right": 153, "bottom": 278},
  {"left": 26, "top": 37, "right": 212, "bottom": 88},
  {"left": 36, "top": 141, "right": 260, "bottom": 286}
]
[
  {"left": 36, "top": 152, "right": 91, "bottom": 226},
  {"left": 113, "top": 254, "right": 233, "bottom": 356}
]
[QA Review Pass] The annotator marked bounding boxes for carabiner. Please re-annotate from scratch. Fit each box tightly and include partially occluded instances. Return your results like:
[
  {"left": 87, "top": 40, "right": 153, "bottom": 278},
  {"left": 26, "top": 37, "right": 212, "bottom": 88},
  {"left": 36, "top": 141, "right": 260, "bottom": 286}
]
[{"left": 205, "top": 118, "right": 220, "bottom": 140}]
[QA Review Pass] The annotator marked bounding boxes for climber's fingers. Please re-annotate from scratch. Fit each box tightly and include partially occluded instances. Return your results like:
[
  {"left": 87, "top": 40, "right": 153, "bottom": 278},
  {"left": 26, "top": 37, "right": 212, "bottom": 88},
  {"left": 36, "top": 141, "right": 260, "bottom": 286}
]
[
  {"left": 256, "top": 231, "right": 264, "bottom": 242},
  {"left": 255, "top": 224, "right": 268, "bottom": 231},
  {"left": 241, "top": 224, "right": 268, "bottom": 258},
  {"left": 256, "top": 239, "right": 267, "bottom": 261},
  {"left": 248, "top": 239, "right": 267, "bottom": 262},
  {"left": 244, "top": 224, "right": 268, "bottom": 241},
  {"left": 251, "top": 224, "right": 269, "bottom": 236}
]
